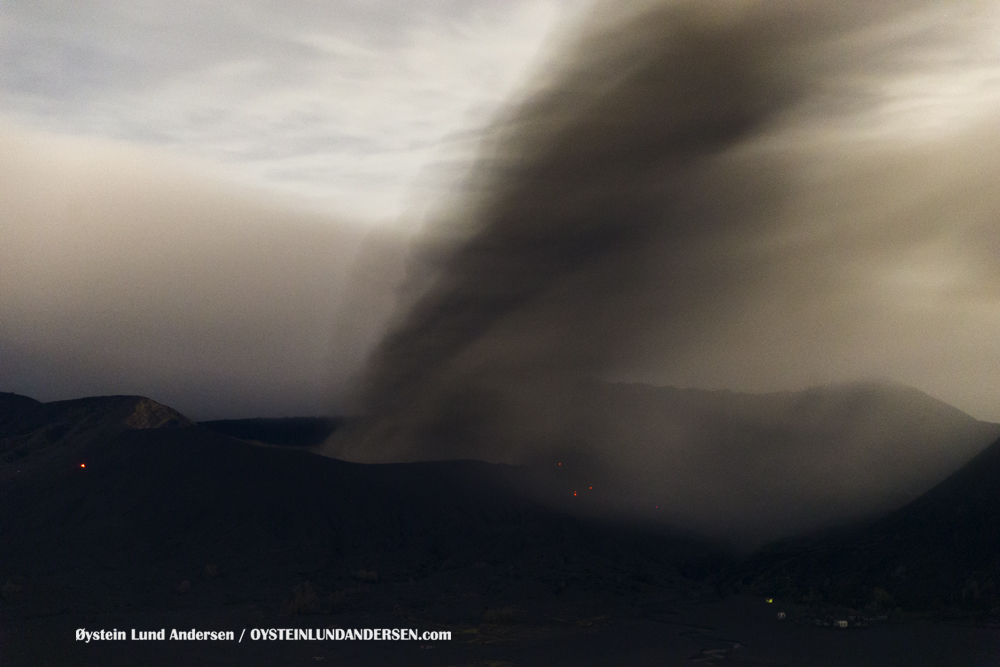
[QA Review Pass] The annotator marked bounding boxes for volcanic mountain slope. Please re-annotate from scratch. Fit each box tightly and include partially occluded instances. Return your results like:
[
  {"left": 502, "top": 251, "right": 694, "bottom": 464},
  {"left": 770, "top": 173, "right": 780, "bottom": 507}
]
[
  {"left": 330, "top": 381, "right": 1000, "bottom": 547},
  {"left": 3, "top": 387, "right": 995, "bottom": 626},
  {"left": 199, "top": 416, "right": 340, "bottom": 447},
  {"left": 739, "top": 432, "right": 1000, "bottom": 615},
  {"left": 0, "top": 393, "right": 721, "bottom": 627},
  {"left": 3, "top": 390, "right": 998, "bottom": 666},
  {"left": 0, "top": 392, "right": 191, "bottom": 481},
  {"left": 581, "top": 382, "right": 1000, "bottom": 546}
]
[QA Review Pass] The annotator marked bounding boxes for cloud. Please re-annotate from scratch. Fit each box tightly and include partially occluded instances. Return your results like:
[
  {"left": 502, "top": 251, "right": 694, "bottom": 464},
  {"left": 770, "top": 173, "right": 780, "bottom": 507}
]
[{"left": 0, "top": 0, "right": 590, "bottom": 221}]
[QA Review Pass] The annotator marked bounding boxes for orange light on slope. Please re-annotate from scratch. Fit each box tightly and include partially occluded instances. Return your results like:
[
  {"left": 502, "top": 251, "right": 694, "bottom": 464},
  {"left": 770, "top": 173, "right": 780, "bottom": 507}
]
[
  {"left": 573, "top": 491, "right": 577, "bottom": 496},
  {"left": 80, "top": 464, "right": 86, "bottom": 468}
]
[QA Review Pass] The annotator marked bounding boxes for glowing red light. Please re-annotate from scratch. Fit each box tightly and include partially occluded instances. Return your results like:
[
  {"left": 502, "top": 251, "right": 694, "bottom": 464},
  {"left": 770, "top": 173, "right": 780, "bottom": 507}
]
[
  {"left": 558, "top": 462, "right": 561, "bottom": 466},
  {"left": 573, "top": 491, "right": 577, "bottom": 496},
  {"left": 589, "top": 486, "right": 592, "bottom": 490}
]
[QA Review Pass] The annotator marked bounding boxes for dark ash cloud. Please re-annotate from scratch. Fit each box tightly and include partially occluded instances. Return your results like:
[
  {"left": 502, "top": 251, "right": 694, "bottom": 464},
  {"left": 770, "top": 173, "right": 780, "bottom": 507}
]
[{"left": 325, "top": 0, "right": 1000, "bottom": 543}]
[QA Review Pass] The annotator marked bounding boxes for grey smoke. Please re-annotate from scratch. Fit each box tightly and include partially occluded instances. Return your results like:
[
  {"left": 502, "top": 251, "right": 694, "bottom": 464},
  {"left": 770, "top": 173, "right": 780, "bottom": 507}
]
[{"left": 326, "top": 0, "right": 1000, "bottom": 543}]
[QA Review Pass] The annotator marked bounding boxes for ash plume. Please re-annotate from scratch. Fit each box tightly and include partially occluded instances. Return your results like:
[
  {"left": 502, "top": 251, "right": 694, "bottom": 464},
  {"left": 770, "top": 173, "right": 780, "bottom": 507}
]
[{"left": 326, "top": 0, "right": 1000, "bottom": 541}]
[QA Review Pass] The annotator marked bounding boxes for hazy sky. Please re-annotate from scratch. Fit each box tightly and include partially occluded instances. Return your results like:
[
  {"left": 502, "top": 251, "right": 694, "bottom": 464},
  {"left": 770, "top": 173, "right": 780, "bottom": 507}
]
[
  {"left": 0, "top": 0, "right": 590, "bottom": 417},
  {"left": 3, "top": 0, "right": 1000, "bottom": 423},
  {"left": 1, "top": 0, "right": 589, "bottom": 222}
]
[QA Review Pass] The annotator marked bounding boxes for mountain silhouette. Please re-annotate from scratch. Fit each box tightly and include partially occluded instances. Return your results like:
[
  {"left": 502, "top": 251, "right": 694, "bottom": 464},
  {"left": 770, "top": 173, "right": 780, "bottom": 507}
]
[
  {"left": 0, "top": 393, "right": 719, "bottom": 637},
  {"left": 0, "top": 392, "right": 191, "bottom": 481},
  {"left": 199, "top": 416, "right": 340, "bottom": 447},
  {"left": 329, "top": 381, "right": 1000, "bottom": 547},
  {"left": 583, "top": 382, "right": 1000, "bottom": 543},
  {"left": 740, "top": 432, "right": 1000, "bottom": 615}
]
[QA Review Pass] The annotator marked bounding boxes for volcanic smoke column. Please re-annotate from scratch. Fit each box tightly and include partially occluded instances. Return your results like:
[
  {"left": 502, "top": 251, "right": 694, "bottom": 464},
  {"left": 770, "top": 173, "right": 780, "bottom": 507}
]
[{"left": 330, "top": 0, "right": 966, "bottom": 465}]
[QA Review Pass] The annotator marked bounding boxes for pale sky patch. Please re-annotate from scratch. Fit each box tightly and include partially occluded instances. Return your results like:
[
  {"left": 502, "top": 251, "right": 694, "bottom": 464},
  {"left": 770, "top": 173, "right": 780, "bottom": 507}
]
[{"left": 1, "top": 0, "right": 592, "bottom": 224}]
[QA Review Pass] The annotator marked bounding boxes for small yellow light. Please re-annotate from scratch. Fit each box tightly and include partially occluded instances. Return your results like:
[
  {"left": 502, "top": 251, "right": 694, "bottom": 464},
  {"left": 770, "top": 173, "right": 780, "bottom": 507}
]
[{"left": 766, "top": 598, "right": 773, "bottom": 604}]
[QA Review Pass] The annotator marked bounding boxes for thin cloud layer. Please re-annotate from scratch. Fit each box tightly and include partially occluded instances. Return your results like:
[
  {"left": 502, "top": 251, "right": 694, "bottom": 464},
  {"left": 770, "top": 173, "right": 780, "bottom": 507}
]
[{"left": 1, "top": 0, "right": 589, "bottom": 222}]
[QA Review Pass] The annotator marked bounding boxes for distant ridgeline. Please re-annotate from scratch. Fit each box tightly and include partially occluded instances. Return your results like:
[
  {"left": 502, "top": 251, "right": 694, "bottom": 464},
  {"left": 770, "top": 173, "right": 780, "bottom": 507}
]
[
  {"left": 199, "top": 417, "right": 340, "bottom": 447},
  {"left": 737, "top": 432, "right": 1000, "bottom": 617},
  {"left": 0, "top": 391, "right": 191, "bottom": 477}
]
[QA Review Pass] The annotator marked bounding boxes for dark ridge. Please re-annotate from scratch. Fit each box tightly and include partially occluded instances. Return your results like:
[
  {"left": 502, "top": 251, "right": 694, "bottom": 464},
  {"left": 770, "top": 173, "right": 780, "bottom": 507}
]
[
  {"left": 0, "top": 393, "right": 191, "bottom": 439},
  {"left": 0, "top": 392, "right": 43, "bottom": 438},
  {"left": 0, "top": 393, "right": 192, "bottom": 480},
  {"left": 0, "top": 392, "right": 41, "bottom": 407},
  {"left": 328, "top": 380, "right": 1000, "bottom": 548},
  {"left": 737, "top": 434, "right": 1000, "bottom": 616},
  {"left": 0, "top": 425, "right": 726, "bottom": 620},
  {"left": 199, "top": 417, "right": 340, "bottom": 447},
  {"left": 0, "top": 391, "right": 732, "bottom": 666}
]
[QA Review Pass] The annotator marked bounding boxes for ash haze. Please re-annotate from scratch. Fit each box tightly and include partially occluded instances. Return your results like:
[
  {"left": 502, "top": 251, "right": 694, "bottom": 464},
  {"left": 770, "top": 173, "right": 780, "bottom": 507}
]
[
  {"left": 342, "top": 0, "right": 1000, "bottom": 444},
  {"left": 0, "top": 125, "right": 383, "bottom": 419},
  {"left": 323, "top": 0, "right": 1000, "bottom": 541}
]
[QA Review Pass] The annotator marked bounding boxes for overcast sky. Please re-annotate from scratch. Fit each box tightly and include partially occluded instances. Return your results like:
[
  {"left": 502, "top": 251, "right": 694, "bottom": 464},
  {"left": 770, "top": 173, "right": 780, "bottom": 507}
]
[
  {"left": 3, "top": 0, "right": 1000, "bottom": 423},
  {"left": 1, "top": 0, "right": 591, "bottom": 222}
]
